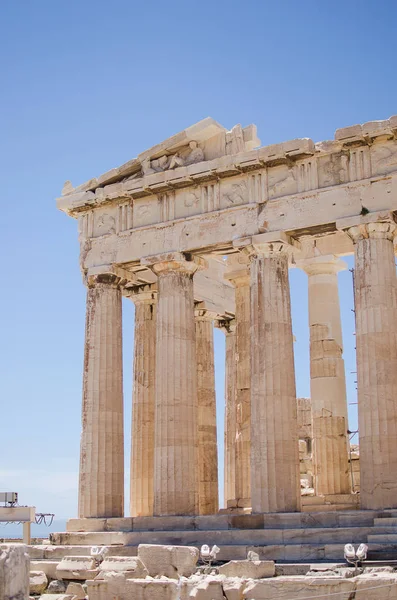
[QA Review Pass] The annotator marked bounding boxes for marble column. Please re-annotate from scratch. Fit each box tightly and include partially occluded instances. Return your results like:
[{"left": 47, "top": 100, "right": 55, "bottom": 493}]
[
  {"left": 150, "top": 253, "right": 205, "bottom": 516},
  {"left": 129, "top": 287, "right": 157, "bottom": 517},
  {"left": 225, "top": 263, "right": 251, "bottom": 507},
  {"left": 195, "top": 305, "right": 218, "bottom": 515},
  {"left": 219, "top": 320, "right": 237, "bottom": 507},
  {"left": 78, "top": 274, "right": 124, "bottom": 518},
  {"left": 341, "top": 216, "right": 397, "bottom": 509},
  {"left": 250, "top": 234, "right": 301, "bottom": 513},
  {"left": 300, "top": 256, "right": 350, "bottom": 496}
]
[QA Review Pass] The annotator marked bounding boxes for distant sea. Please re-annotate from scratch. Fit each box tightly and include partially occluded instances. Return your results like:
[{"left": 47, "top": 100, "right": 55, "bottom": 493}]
[{"left": 0, "top": 519, "right": 68, "bottom": 540}]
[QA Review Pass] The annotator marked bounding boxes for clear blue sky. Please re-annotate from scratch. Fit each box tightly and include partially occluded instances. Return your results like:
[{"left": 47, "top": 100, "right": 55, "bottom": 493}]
[{"left": 0, "top": 0, "right": 395, "bottom": 521}]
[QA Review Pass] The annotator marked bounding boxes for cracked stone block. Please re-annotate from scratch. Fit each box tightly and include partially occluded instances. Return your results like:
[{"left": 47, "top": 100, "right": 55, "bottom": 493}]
[{"left": 138, "top": 544, "right": 199, "bottom": 578}]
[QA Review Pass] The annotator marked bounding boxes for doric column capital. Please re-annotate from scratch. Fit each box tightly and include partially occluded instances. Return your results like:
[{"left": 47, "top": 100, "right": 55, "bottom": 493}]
[
  {"left": 337, "top": 212, "right": 397, "bottom": 243},
  {"left": 215, "top": 318, "right": 236, "bottom": 335},
  {"left": 86, "top": 272, "right": 121, "bottom": 288},
  {"left": 225, "top": 269, "right": 250, "bottom": 287},
  {"left": 142, "top": 251, "right": 207, "bottom": 276},
  {"left": 194, "top": 301, "right": 218, "bottom": 321},
  {"left": 297, "top": 255, "right": 348, "bottom": 277},
  {"left": 249, "top": 231, "right": 300, "bottom": 260},
  {"left": 126, "top": 284, "right": 158, "bottom": 305},
  {"left": 224, "top": 253, "right": 250, "bottom": 287}
]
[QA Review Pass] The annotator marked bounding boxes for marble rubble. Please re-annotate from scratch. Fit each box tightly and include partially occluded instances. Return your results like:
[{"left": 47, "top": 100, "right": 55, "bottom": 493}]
[
  {"left": 56, "top": 114, "right": 397, "bottom": 530},
  {"left": 26, "top": 550, "right": 397, "bottom": 600}
]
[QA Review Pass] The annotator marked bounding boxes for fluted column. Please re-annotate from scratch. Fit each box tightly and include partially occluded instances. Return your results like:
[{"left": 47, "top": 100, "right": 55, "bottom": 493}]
[
  {"left": 148, "top": 252, "right": 205, "bottom": 516},
  {"left": 129, "top": 287, "right": 157, "bottom": 517},
  {"left": 195, "top": 305, "right": 218, "bottom": 515},
  {"left": 78, "top": 274, "right": 124, "bottom": 518},
  {"left": 250, "top": 234, "right": 301, "bottom": 513},
  {"left": 217, "top": 320, "right": 237, "bottom": 507},
  {"left": 340, "top": 215, "right": 397, "bottom": 509},
  {"left": 225, "top": 262, "right": 251, "bottom": 506},
  {"left": 300, "top": 256, "right": 350, "bottom": 496}
]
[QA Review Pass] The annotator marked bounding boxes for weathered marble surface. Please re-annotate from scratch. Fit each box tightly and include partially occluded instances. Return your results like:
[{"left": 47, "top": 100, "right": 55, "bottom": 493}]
[
  {"left": 57, "top": 116, "right": 397, "bottom": 518},
  {"left": 0, "top": 544, "right": 30, "bottom": 600}
]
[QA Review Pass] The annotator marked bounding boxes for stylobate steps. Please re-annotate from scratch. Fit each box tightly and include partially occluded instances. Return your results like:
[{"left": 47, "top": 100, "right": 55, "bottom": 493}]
[{"left": 36, "top": 510, "right": 397, "bottom": 563}]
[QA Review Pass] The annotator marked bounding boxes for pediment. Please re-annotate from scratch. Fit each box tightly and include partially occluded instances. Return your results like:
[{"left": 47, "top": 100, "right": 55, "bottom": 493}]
[{"left": 61, "top": 118, "right": 260, "bottom": 196}]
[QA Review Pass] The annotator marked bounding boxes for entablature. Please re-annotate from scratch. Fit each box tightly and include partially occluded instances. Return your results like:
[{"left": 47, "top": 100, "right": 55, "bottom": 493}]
[{"left": 58, "top": 115, "right": 397, "bottom": 274}]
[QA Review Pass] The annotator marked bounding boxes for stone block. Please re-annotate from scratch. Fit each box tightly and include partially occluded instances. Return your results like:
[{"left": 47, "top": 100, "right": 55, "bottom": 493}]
[
  {"left": 66, "top": 518, "right": 107, "bottom": 532},
  {"left": 29, "top": 570, "right": 48, "bottom": 595},
  {"left": 0, "top": 544, "right": 30, "bottom": 600},
  {"left": 262, "top": 513, "right": 302, "bottom": 529},
  {"left": 47, "top": 580, "right": 68, "bottom": 594},
  {"left": 324, "top": 544, "right": 345, "bottom": 560},
  {"left": 284, "top": 544, "right": 325, "bottom": 562},
  {"left": 247, "top": 545, "right": 285, "bottom": 561},
  {"left": 106, "top": 518, "right": 134, "bottom": 532},
  {"left": 218, "top": 560, "right": 275, "bottom": 579},
  {"left": 229, "top": 514, "right": 264, "bottom": 530},
  {"left": 28, "top": 547, "right": 46, "bottom": 560},
  {"left": 88, "top": 575, "right": 179, "bottom": 600},
  {"left": 374, "top": 517, "right": 397, "bottom": 526},
  {"left": 99, "top": 556, "right": 148, "bottom": 577},
  {"left": 125, "top": 579, "right": 178, "bottom": 600},
  {"left": 274, "top": 563, "right": 313, "bottom": 576},
  {"left": 243, "top": 576, "right": 355, "bottom": 599},
  {"left": 65, "top": 582, "right": 86, "bottom": 599},
  {"left": 30, "top": 560, "right": 58, "bottom": 580},
  {"left": 362, "top": 120, "right": 392, "bottom": 138},
  {"left": 282, "top": 138, "right": 315, "bottom": 157},
  {"left": 223, "top": 579, "right": 246, "bottom": 600},
  {"left": 216, "top": 545, "right": 248, "bottom": 561},
  {"left": 195, "top": 515, "right": 229, "bottom": 530},
  {"left": 56, "top": 556, "right": 99, "bottom": 580},
  {"left": 138, "top": 544, "right": 199, "bottom": 578},
  {"left": 50, "top": 532, "right": 125, "bottom": 546},
  {"left": 338, "top": 513, "right": 374, "bottom": 527},
  {"left": 190, "top": 578, "right": 224, "bottom": 599},
  {"left": 368, "top": 534, "right": 397, "bottom": 543},
  {"left": 354, "top": 574, "right": 397, "bottom": 599},
  {"left": 300, "top": 512, "right": 338, "bottom": 528},
  {"left": 335, "top": 124, "right": 363, "bottom": 141},
  {"left": 132, "top": 516, "right": 195, "bottom": 531}
]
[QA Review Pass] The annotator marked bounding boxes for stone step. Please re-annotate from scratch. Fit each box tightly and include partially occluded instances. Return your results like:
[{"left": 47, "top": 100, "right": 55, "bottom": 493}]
[
  {"left": 302, "top": 503, "right": 359, "bottom": 512},
  {"left": 49, "top": 526, "right": 397, "bottom": 549},
  {"left": 302, "top": 494, "right": 359, "bottom": 506},
  {"left": 28, "top": 542, "right": 397, "bottom": 563},
  {"left": 368, "top": 534, "right": 397, "bottom": 543},
  {"left": 28, "top": 545, "right": 136, "bottom": 560},
  {"left": 364, "top": 543, "right": 397, "bottom": 560},
  {"left": 66, "top": 511, "right": 381, "bottom": 534},
  {"left": 374, "top": 518, "right": 397, "bottom": 527},
  {"left": 377, "top": 511, "right": 397, "bottom": 518},
  {"left": 30, "top": 560, "right": 58, "bottom": 579}
]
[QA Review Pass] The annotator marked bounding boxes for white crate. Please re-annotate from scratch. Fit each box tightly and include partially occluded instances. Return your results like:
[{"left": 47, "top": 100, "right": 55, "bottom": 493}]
[{"left": 0, "top": 492, "right": 18, "bottom": 504}]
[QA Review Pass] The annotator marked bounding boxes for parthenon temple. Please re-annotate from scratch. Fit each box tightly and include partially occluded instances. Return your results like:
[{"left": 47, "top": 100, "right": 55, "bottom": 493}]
[{"left": 57, "top": 115, "right": 397, "bottom": 524}]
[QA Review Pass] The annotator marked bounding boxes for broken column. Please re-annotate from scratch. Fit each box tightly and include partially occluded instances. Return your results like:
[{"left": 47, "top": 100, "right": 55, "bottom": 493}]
[
  {"left": 79, "top": 273, "right": 124, "bottom": 518},
  {"left": 339, "top": 214, "right": 397, "bottom": 509},
  {"left": 129, "top": 286, "right": 157, "bottom": 517},
  {"left": 300, "top": 256, "right": 350, "bottom": 496},
  {"left": 195, "top": 303, "right": 219, "bottom": 515},
  {"left": 249, "top": 233, "right": 301, "bottom": 513},
  {"left": 225, "top": 257, "right": 251, "bottom": 507},
  {"left": 217, "top": 319, "right": 237, "bottom": 507},
  {"left": 146, "top": 252, "right": 205, "bottom": 516}
]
